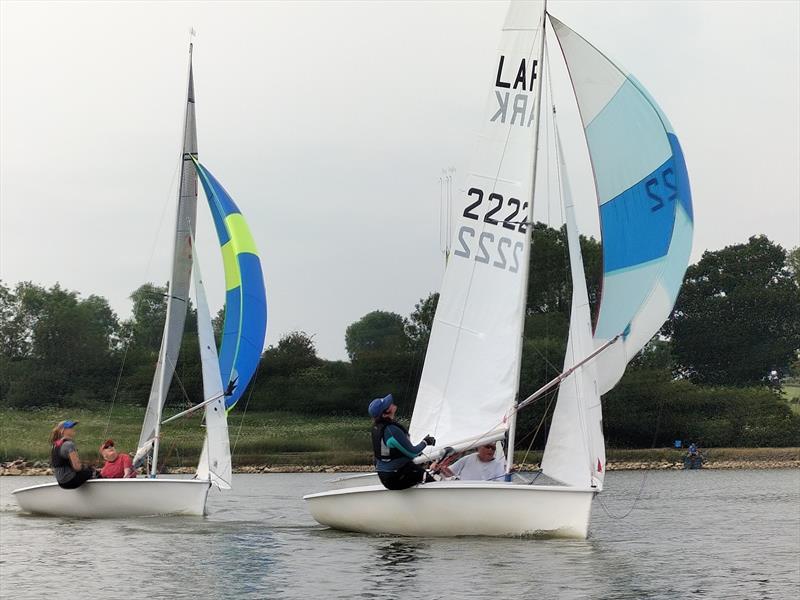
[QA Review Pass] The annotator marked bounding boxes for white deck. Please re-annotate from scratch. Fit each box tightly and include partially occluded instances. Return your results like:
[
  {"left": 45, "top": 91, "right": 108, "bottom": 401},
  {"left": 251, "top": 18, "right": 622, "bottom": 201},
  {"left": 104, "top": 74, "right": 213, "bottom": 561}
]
[
  {"left": 304, "top": 480, "right": 596, "bottom": 538},
  {"left": 12, "top": 478, "right": 211, "bottom": 517}
]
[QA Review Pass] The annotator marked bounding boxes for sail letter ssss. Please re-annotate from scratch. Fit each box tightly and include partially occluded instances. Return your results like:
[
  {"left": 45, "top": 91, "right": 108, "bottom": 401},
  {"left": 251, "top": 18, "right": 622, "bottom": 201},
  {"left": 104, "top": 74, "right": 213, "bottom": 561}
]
[
  {"left": 550, "top": 15, "right": 693, "bottom": 395},
  {"left": 193, "top": 158, "right": 267, "bottom": 410}
]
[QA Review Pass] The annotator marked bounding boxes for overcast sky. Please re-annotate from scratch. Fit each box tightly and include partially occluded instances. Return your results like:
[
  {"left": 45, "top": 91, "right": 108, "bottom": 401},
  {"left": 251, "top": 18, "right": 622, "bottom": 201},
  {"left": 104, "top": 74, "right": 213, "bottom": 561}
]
[{"left": 1, "top": 1, "right": 798, "bottom": 360}]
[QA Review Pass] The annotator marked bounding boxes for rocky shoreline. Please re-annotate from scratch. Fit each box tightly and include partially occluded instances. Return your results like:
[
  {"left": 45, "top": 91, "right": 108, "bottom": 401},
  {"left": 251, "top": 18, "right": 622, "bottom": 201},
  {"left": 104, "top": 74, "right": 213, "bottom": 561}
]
[{"left": 2, "top": 458, "right": 798, "bottom": 476}]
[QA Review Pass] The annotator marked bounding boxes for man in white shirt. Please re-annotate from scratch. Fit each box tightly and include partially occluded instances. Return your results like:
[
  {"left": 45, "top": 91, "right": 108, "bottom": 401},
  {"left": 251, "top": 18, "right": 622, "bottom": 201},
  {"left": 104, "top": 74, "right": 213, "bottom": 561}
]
[{"left": 438, "top": 442, "right": 505, "bottom": 481}]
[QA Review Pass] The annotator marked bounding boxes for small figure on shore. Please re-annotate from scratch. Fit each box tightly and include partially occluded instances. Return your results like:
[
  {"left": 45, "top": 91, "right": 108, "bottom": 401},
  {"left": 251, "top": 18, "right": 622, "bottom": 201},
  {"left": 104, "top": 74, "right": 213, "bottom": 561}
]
[
  {"left": 435, "top": 442, "right": 505, "bottom": 481},
  {"left": 370, "top": 394, "right": 436, "bottom": 490},
  {"left": 50, "top": 420, "right": 98, "bottom": 489},
  {"left": 99, "top": 439, "right": 136, "bottom": 478},
  {"left": 684, "top": 441, "right": 704, "bottom": 469}
]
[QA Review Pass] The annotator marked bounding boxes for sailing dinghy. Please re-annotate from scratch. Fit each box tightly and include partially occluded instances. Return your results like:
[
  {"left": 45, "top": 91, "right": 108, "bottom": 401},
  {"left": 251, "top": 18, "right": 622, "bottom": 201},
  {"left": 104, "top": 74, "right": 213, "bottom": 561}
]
[
  {"left": 13, "top": 44, "right": 267, "bottom": 518},
  {"left": 304, "top": 0, "right": 693, "bottom": 538}
]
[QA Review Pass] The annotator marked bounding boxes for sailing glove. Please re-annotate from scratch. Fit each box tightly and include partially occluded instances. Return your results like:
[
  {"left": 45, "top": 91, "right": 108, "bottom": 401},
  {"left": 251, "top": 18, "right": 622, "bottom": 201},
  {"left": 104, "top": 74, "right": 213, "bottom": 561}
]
[{"left": 423, "top": 435, "right": 436, "bottom": 446}]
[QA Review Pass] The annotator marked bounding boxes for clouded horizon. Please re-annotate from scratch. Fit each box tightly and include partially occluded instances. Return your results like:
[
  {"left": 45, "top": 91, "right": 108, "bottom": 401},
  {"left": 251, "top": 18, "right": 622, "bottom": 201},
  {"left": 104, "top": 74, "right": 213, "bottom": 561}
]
[{"left": 1, "top": 1, "right": 798, "bottom": 360}]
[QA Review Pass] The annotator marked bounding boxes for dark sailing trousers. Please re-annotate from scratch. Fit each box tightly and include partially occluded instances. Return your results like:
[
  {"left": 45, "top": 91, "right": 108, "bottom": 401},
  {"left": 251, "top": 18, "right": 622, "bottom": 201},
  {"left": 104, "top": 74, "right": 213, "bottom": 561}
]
[
  {"left": 378, "top": 462, "right": 434, "bottom": 490},
  {"left": 58, "top": 467, "right": 95, "bottom": 489}
]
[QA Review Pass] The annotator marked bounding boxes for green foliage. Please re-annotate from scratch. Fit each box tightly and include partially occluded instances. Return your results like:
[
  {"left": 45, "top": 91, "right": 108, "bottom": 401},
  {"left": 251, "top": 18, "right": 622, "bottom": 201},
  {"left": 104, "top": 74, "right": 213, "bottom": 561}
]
[
  {"left": 629, "top": 338, "right": 674, "bottom": 371},
  {"left": 668, "top": 235, "right": 800, "bottom": 386},
  {"left": 3, "top": 228, "right": 799, "bottom": 450},
  {"left": 0, "top": 282, "right": 120, "bottom": 407},
  {"left": 126, "top": 283, "right": 168, "bottom": 352},
  {"left": 788, "top": 246, "right": 800, "bottom": 286},
  {"left": 261, "top": 331, "right": 321, "bottom": 378},
  {"left": 527, "top": 223, "right": 601, "bottom": 319},
  {"left": 406, "top": 293, "right": 439, "bottom": 354},
  {"left": 345, "top": 310, "right": 409, "bottom": 361},
  {"left": 0, "top": 282, "right": 30, "bottom": 359},
  {"left": 603, "top": 369, "right": 800, "bottom": 447},
  {"left": 254, "top": 361, "right": 357, "bottom": 414}
]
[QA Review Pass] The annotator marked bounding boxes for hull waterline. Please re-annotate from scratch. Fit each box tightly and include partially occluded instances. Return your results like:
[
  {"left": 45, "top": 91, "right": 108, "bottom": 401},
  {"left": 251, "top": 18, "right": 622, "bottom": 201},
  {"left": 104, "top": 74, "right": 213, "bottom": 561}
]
[
  {"left": 304, "top": 481, "right": 596, "bottom": 538},
  {"left": 12, "top": 478, "right": 211, "bottom": 517}
]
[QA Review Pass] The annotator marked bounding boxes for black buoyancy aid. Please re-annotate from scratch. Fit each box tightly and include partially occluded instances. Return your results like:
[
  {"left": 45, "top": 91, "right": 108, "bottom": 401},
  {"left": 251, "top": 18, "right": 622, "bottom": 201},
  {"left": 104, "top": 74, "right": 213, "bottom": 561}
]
[
  {"left": 371, "top": 418, "right": 410, "bottom": 463},
  {"left": 50, "top": 439, "right": 71, "bottom": 469}
]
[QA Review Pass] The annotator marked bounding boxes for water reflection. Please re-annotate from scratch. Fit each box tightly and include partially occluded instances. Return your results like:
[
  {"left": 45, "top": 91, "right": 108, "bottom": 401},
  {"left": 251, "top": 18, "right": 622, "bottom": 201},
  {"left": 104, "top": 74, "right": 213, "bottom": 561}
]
[
  {"left": 1, "top": 472, "right": 798, "bottom": 600},
  {"left": 359, "top": 539, "right": 430, "bottom": 598}
]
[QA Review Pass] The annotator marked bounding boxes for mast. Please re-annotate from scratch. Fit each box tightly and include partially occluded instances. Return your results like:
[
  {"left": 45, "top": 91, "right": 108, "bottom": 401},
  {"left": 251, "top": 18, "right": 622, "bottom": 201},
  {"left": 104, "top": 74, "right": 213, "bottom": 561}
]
[
  {"left": 138, "top": 43, "right": 199, "bottom": 477},
  {"left": 505, "top": 1, "right": 548, "bottom": 477}
]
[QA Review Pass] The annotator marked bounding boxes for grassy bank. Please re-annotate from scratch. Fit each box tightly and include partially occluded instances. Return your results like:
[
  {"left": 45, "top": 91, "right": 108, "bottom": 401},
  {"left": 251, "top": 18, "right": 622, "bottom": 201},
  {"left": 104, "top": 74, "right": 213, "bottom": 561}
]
[
  {"left": 1, "top": 407, "right": 798, "bottom": 469},
  {"left": 783, "top": 383, "right": 800, "bottom": 415},
  {"left": 0, "top": 406, "right": 372, "bottom": 467}
]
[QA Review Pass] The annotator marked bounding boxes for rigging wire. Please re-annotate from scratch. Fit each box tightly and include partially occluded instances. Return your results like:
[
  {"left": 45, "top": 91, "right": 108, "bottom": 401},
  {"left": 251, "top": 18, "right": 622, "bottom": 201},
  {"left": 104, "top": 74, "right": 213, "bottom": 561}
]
[
  {"left": 155, "top": 354, "right": 195, "bottom": 473},
  {"left": 516, "top": 387, "right": 558, "bottom": 466},
  {"left": 231, "top": 359, "right": 261, "bottom": 457},
  {"left": 103, "top": 157, "right": 182, "bottom": 437}
]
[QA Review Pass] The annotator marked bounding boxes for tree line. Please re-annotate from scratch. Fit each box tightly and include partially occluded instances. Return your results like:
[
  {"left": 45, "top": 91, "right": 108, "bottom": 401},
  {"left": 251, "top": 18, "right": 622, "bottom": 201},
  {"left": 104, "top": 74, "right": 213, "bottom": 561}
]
[{"left": 1, "top": 226, "right": 798, "bottom": 448}]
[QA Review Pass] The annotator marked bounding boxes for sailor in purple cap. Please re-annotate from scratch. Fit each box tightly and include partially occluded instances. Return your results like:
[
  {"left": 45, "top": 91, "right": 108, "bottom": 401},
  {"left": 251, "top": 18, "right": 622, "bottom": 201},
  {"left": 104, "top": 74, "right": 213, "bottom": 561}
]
[
  {"left": 369, "top": 394, "right": 436, "bottom": 490},
  {"left": 49, "top": 420, "right": 98, "bottom": 489}
]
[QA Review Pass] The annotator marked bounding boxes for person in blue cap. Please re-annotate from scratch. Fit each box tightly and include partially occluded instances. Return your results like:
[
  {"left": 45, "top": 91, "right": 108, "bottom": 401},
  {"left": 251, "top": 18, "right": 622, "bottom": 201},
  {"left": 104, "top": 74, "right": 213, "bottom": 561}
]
[
  {"left": 49, "top": 420, "right": 98, "bottom": 489},
  {"left": 369, "top": 394, "right": 436, "bottom": 490}
]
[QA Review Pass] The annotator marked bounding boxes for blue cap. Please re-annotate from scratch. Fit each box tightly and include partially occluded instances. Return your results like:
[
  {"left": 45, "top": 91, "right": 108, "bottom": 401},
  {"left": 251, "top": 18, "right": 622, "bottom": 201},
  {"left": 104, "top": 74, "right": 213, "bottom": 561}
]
[
  {"left": 368, "top": 394, "right": 394, "bottom": 418},
  {"left": 62, "top": 420, "right": 79, "bottom": 429}
]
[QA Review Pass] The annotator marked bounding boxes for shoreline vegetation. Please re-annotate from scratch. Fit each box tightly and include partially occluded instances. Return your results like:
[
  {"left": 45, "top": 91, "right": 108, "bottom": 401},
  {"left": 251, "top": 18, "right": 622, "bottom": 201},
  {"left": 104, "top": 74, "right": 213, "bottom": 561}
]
[
  {"left": 2, "top": 448, "right": 799, "bottom": 476},
  {"left": 2, "top": 407, "right": 798, "bottom": 476}
]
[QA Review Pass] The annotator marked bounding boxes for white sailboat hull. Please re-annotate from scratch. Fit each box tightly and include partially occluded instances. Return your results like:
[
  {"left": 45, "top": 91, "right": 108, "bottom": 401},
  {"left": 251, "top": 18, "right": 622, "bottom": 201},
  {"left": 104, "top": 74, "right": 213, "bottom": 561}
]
[
  {"left": 12, "top": 478, "right": 211, "bottom": 518},
  {"left": 304, "top": 481, "right": 596, "bottom": 538}
]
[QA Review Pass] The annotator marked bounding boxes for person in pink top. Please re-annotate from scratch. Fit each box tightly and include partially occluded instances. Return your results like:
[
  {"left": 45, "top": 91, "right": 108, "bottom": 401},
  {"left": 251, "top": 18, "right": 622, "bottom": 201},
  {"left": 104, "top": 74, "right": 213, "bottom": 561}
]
[{"left": 99, "top": 439, "right": 136, "bottom": 478}]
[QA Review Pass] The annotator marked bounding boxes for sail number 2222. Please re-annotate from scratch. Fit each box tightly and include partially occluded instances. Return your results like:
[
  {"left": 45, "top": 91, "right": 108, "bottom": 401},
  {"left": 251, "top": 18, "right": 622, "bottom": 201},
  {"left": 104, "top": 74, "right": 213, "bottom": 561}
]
[{"left": 453, "top": 187, "right": 527, "bottom": 274}]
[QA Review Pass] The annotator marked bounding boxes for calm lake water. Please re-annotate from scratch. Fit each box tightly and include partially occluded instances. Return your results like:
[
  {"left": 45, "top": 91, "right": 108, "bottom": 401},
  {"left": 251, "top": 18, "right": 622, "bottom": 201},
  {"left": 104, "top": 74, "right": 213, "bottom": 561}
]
[{"left": 1, "top": 470, "right": 798, "bottom": 599}]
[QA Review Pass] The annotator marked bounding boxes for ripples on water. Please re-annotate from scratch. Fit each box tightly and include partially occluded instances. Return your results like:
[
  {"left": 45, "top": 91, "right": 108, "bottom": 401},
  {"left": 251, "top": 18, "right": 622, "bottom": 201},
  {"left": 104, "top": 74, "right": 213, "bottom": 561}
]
[{"left": 1, "top": 470, "right": 798, "bottom": 599}]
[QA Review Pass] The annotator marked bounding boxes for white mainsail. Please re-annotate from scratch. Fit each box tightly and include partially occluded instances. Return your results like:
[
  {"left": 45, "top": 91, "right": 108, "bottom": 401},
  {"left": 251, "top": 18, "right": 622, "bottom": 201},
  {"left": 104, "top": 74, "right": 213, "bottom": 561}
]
[
  {"left": 410, "top": 1, "right": 546, "bottom": 451},
  {"left": 136, "top": 50, "right": 199, "bottom": 471},
  {"left": 192, "top": 243, "right": 232, "bottom": 490},
  {"left": 540, "top": 125, "right": 604, "bottom": 489},
  {"left": 304, "top": 1, "right": 695, "bottom": 540}
]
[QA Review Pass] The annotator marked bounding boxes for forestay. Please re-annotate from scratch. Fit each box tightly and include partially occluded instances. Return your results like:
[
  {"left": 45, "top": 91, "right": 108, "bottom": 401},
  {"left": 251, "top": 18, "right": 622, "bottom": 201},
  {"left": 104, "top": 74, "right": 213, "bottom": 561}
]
[
  {"left": 193, "top": 159, "right": 267, "bottom": 411},
  {"left": 410, "top": 1, "right": 546, "bottom": 450},
  {"left": 550, "top": 16, "right": 694, "bottom": 395}
]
